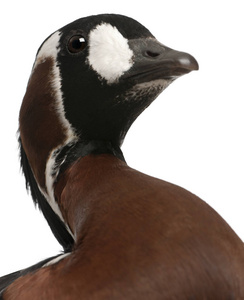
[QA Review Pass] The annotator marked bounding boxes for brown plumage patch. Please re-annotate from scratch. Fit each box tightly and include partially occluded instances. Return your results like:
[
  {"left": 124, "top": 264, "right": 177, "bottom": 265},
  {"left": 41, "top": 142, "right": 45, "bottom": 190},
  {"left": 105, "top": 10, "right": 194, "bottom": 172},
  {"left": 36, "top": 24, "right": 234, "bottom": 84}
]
[
  {"left": 3, "top": 155, "right": 244, "bottom": 299},
  {"left": 19, "top": 58, "right": 67, "bottom": 191}
]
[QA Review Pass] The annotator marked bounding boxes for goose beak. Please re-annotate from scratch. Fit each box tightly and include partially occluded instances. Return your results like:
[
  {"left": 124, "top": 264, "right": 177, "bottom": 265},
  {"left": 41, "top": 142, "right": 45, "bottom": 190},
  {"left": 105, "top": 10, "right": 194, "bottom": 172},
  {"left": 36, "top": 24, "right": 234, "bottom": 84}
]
[{"left": 124, "top": 38, "right": 199, "bottom": 83}]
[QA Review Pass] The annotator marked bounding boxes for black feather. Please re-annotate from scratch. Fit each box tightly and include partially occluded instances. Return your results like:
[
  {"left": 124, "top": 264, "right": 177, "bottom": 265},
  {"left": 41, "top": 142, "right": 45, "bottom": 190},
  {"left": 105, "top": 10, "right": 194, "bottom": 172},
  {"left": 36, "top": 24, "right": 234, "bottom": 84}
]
[
  {"left": 19, "top": 137, "right": 74, "bottom": 252},
  {"left": 0, "top": 254, "right": 63, "bottom": 296}
]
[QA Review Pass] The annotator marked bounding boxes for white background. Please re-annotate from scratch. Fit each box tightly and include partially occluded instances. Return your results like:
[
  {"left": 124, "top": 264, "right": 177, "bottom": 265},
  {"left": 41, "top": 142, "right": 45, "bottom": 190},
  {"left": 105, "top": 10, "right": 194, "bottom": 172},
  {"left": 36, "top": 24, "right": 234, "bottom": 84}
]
[{"left": 0, "top": 0, "right": 243, "bottom": 276}]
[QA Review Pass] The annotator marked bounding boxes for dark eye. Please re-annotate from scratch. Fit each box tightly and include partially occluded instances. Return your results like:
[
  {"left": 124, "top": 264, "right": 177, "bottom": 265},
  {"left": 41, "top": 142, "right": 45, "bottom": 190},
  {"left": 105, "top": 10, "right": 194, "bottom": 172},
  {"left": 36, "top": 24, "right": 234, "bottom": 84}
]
[{"left": 68, "top": 35, "right": 87, "bottom": 53}]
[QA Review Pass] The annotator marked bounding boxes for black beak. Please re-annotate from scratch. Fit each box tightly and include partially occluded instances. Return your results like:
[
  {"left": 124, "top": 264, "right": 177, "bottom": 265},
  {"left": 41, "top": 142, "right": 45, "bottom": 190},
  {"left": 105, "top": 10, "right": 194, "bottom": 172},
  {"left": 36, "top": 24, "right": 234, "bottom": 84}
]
[{"left": 125, "top": 38, "right": 199, "bottom": 84}]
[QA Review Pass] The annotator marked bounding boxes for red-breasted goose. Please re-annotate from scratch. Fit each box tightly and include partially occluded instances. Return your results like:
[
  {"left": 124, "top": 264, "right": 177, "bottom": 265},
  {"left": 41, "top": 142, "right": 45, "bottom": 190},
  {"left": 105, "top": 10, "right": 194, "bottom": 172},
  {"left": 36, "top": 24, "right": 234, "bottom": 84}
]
[{"left": 1, "top": 14, "right": 244, "bottom": 299}]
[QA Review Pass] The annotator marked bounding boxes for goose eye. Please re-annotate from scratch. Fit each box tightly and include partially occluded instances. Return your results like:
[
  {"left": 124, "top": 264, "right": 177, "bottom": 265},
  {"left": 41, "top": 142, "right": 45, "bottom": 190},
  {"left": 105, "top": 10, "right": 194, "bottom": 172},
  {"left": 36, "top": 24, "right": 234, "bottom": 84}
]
[{"left": 68, "top": 35, "right": 87, "bottom": 53}]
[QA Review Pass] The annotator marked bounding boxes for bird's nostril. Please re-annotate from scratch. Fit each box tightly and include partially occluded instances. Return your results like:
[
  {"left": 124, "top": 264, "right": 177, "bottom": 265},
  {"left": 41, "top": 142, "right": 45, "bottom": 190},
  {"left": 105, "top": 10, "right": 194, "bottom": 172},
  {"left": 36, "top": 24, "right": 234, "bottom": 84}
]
[{"left": 146, "top": 51, "right": 160, "bottom": 58}]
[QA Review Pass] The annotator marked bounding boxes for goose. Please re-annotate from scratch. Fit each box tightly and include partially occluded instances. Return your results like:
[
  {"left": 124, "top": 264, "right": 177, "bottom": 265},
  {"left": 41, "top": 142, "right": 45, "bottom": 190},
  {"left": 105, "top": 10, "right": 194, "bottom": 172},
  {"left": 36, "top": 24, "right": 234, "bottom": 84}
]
[{"left": 1, "top": 14, "right": 244, "bottom": 299}]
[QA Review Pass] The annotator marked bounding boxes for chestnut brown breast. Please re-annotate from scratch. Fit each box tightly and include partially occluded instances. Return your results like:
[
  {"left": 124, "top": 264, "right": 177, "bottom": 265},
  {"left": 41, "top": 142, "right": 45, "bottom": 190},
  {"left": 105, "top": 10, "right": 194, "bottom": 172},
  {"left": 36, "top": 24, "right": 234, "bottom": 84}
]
[{"left": 4, "top": 155, "right": 244, "bottom": 299}]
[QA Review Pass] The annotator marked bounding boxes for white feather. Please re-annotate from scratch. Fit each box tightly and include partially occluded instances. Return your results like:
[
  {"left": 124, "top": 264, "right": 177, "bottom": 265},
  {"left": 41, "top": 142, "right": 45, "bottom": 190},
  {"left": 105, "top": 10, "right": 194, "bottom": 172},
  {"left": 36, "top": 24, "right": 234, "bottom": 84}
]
[
  {"left": 43, "top": 252, "right": 71, "bottom": 268},
  {"left": 32, "top": 31, "right": 77, "bottom": 238},
  {"left": 87, "top": 23, "right": 134, "bottom": 84}
]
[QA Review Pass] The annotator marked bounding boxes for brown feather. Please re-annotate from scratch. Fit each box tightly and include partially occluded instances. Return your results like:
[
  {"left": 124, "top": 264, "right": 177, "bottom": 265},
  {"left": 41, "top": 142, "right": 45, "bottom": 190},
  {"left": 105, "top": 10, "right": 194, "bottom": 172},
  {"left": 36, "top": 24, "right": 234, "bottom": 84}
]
[{"left": 4, "top": 155, "right": 244, "bottom": 299}]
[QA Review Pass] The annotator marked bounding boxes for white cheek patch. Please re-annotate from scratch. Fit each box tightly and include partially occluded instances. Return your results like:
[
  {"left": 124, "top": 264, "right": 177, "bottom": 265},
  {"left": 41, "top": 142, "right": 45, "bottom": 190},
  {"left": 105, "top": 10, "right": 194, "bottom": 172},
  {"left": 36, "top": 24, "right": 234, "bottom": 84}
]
[{"left": 87, "top": 23, "right": 134, "bottom": 84}]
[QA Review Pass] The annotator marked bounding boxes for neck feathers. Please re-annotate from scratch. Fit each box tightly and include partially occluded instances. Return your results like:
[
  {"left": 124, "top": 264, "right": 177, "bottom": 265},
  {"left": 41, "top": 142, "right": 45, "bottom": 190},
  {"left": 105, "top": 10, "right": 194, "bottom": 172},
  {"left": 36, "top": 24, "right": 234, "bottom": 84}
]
[{"left": 19, "top": 55, "right": 77, "bottom": 250}]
